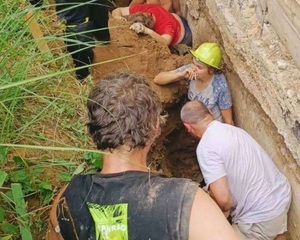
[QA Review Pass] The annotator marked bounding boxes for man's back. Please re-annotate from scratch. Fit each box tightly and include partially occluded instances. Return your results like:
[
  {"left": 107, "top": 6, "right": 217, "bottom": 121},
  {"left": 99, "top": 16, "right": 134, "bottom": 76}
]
[
  {"left": 198, "top": 121, "right": 291, "bottom": 224},
  {"left": 57, "top": 171, "right": 198, "bottom": 239}
]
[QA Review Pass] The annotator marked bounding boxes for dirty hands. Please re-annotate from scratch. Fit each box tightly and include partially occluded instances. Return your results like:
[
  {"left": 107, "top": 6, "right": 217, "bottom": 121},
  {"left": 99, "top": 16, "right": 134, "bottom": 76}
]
[
  {"left": 130, "top": 22, "right": 145, "bottom": 34},
  {"left": 181, "top": 67, "right": 197, "bottom": 80}
]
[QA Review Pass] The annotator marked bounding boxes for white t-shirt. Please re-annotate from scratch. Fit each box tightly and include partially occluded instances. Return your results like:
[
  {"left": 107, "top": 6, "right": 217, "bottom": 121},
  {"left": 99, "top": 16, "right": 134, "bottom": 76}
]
[{"left": 197, "top": 121, "right": 291, "bottom": 224}]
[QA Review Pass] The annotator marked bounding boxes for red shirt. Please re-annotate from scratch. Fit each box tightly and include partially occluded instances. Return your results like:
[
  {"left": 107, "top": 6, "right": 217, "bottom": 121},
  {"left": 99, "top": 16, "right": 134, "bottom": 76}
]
[{"left": 129, "top": 4, "right": 181, "bottom": 45}]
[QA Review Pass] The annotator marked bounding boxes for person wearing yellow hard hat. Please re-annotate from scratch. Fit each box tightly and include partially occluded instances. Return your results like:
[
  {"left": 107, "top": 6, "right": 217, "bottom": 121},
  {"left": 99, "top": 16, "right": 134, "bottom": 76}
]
[{"left": 154, "top": 42, "right": 234, "bottom": 125}]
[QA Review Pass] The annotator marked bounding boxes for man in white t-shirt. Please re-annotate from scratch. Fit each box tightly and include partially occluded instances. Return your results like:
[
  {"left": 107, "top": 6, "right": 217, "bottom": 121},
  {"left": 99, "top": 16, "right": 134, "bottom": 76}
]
[{"left": 180, "top": 100, "right": 291, "bottom": 240}]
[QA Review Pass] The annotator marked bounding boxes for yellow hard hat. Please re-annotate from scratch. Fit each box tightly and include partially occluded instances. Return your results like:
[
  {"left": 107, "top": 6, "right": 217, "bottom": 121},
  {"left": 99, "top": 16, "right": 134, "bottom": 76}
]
[{"left": 190, "top": 42, "right": 222, "bottom": 69}]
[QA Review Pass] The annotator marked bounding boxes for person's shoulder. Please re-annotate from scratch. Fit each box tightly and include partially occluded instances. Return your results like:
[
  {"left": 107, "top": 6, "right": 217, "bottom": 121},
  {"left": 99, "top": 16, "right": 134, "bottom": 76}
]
[
  {"left": 210, "top": 120, "right": 229, "bottom": 131},
  {"left": 152, "top": 174, "right": 199, "bottom": 189},
  {"left": 212, "top": 73, "right": 229, "bottom": 91},
  {"left": 201, "top": 121, "right": 226, "bottom": 141},
  {"left": 169, "top": 176, "right": 199, "bottom": 185},
  {"left": 213, "top": 73, "right": 227, "bottom": 83},
  {"left": 67, "top": 173, "right": 94, "bottom": 189},
  {"left": 205, "top": 120, "right": 222, "bottom": 130}
]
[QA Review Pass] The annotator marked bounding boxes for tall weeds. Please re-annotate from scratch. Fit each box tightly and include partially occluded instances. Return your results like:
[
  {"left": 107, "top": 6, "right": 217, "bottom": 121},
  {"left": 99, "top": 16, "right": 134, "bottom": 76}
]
[
  {"left": 0, "top": 1, "right": 100, "bottom": 238},
  {"left": 0, "top": 0, "right": 142, "bottom": 237}
]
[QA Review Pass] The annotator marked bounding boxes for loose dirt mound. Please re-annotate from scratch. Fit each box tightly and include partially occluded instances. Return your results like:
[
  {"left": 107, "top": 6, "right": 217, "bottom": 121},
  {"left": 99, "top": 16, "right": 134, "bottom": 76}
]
[{"left": 93, "top": 17, "right": 190, "bottom": 105}]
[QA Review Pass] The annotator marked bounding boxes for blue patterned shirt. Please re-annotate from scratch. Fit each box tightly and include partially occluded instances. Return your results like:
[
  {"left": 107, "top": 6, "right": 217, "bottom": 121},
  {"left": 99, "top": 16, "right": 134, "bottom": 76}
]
[{"left": 176, "top": 64, "right": 232, "bottom": 122}]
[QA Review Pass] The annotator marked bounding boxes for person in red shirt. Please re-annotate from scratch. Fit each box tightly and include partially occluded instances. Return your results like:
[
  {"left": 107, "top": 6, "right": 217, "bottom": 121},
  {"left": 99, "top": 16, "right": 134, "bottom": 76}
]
[{"left": 112, "top": 4, "right": 192, "bottom": 47}]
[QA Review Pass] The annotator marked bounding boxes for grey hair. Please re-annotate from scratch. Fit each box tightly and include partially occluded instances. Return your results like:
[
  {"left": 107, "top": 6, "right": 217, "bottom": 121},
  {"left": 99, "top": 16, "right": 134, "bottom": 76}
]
[{"left": 180, "top": 100, "right": 210, "bottom": 124}]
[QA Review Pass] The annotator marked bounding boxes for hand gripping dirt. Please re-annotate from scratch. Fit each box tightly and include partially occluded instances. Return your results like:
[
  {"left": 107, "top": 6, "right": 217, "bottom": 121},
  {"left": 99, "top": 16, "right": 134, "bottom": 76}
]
[{"left": 130, "top": 22, "right": 145, "bottom": 34}]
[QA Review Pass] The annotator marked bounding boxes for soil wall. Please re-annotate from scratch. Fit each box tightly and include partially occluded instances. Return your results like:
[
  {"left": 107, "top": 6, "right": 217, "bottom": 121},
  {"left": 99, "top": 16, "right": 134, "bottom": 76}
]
[
  {"left": 256, "top": 0, "right": 300, "bottom": 69},
  {"left": 181, "top": 0, "right": 300, "bottom": 238}
]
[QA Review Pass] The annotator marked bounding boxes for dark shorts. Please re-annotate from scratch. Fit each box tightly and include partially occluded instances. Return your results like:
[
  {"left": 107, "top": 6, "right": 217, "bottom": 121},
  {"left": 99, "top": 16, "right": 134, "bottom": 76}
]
[{"left": 179, "top": 16, "right": 193, "bottom": 47}]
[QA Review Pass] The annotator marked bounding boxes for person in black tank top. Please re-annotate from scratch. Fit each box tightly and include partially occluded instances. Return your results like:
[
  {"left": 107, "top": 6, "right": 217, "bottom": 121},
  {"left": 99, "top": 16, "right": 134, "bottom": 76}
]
[{"left": 46, "top": 72, "right": 240, "bottom": 240}]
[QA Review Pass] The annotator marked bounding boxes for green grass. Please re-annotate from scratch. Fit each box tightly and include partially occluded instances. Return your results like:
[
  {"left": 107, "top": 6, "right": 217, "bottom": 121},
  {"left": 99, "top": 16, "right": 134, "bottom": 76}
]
[
  {"left": 0, "top": 0, "right": 147, "bottom": 237},
  {"left": 0, "top": 1, "right": 105, "bottom": 238}
]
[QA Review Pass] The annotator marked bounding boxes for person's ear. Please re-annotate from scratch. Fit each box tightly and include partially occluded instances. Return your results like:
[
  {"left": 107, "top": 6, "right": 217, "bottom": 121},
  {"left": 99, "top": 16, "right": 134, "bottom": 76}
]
[
  {"left": 151, "top": 118, "right": 161, "bottom": 140},
  {"left": 183, "top": 122, "right": 193, "bottom": 133}
]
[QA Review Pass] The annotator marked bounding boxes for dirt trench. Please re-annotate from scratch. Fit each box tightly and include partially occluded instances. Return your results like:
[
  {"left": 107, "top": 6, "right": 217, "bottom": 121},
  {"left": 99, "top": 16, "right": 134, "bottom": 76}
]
[{"left": 93, "top": 17, "right": 202, "bottom": 182}]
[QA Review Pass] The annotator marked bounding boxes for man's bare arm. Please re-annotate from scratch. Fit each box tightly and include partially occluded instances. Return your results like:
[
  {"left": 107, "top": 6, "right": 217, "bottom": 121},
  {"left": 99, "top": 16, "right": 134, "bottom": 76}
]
[{"left": 189, "top": 189, "right": 239, "bottom": 240}]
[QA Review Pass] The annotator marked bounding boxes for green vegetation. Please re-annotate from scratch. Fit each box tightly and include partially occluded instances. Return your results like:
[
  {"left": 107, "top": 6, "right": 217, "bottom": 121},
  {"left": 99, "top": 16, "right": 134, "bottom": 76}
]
[{"left": 0, "top": 1, "right": 105, "bottom": 238}]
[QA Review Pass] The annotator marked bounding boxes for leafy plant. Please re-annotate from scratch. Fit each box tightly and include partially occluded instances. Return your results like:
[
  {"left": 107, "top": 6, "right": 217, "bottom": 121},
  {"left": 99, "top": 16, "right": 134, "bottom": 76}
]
[
  {"left": 11, "top": 183, "right": 33, "bottom": 240},
  {"left": 84, "top": 151, "right": 103, "bottom": 170}
]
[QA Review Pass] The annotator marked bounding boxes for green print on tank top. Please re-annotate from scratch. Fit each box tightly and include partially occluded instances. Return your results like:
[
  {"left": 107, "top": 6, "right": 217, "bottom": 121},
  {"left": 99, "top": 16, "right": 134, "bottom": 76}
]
[{"left": 87, "top": 202, "right": 128, "bottom": 240}]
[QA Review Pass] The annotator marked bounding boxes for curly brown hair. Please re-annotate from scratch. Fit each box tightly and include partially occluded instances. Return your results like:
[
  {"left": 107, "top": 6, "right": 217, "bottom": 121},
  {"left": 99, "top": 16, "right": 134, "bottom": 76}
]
[
  {"left": 127, "top": 12, "right": 155, "bottom": 29},
  {"left": 87, "top": 72, "right": 162, "bottom": 151}
]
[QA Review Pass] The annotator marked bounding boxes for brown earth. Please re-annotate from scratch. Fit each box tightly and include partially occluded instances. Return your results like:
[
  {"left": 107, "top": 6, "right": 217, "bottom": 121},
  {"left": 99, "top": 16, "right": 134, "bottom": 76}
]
[{"left": 93, "top": 17, "right": 202, "bottom": 182}]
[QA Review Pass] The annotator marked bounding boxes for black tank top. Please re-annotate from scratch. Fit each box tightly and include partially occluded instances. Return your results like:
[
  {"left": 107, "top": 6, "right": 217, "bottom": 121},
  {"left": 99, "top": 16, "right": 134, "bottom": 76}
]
[{"left": 58, "top": 171, "right": 198, "bottom": 240}]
